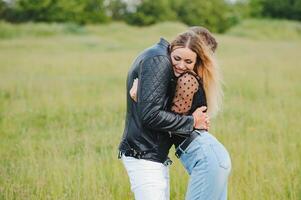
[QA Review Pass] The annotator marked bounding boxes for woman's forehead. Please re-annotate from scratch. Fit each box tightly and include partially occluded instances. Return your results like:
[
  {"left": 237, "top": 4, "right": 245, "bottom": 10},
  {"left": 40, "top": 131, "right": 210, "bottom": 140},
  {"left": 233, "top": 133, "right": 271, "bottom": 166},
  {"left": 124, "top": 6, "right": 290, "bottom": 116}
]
[{"left": 171, "top": 47, "right": 197, "bottom": 58}]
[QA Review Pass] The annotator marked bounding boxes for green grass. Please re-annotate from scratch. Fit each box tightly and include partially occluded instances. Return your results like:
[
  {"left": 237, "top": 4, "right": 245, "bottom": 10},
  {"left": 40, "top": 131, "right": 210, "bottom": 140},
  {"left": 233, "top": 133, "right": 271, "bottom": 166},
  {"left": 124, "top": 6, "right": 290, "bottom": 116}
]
[
  {"left": 226, "top": 18, "right": 301, "bottom": 41},
  {"left": 0, "top": 21, "right": 300, "bottom": 199}
]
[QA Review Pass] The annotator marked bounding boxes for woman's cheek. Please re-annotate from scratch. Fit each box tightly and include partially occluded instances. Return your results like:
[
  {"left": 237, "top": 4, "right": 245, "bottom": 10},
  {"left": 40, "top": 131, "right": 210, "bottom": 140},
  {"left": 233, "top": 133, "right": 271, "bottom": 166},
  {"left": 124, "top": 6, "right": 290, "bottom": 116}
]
[
  {"left": 189, "top": 64, "right": 195, "bottom": 71},
  {"left": 171, "top": 58, "right": 177, "bottom": 66}
]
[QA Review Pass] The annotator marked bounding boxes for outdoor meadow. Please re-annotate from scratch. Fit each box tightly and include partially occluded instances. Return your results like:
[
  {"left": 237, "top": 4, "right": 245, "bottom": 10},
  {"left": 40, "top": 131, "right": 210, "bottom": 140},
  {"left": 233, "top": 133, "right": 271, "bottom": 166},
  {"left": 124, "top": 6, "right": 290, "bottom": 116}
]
[{"left": 0, "top": 19, "right": 301, "bottom": 199}]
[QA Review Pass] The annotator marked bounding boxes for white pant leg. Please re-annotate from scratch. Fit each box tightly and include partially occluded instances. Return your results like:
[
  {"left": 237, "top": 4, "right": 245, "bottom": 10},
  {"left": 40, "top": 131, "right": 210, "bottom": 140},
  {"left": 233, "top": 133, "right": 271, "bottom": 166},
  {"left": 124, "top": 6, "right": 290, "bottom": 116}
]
[{"left": 121, "top": 155, "right": 170, "bottom": 200}]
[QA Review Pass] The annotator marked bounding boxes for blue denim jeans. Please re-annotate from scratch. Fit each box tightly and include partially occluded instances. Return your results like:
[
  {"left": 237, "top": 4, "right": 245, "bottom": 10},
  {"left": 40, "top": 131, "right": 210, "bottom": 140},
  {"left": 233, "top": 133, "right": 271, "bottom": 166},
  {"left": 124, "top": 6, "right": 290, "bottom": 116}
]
[{"left": 177, "top": 131, "right": 231, "bottom": 200}]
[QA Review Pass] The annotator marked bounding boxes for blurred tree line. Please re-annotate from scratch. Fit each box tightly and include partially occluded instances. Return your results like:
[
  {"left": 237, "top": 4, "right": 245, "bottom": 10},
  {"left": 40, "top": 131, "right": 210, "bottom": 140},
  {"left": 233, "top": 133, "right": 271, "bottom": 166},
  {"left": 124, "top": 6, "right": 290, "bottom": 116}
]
[
  {"left": 0, "top": 0, "right": 108, "bottom": 23},
  {"left": 0, "top": 0, "right": 300, "bottom": 33}
]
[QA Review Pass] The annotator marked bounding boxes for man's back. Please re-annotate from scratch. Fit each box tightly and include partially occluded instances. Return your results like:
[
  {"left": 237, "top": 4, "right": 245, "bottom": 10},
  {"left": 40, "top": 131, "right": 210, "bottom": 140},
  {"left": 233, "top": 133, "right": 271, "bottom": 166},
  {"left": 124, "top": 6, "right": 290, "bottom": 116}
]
[{"left": 119, "top": 38, "right": 174, "bottom": 163}]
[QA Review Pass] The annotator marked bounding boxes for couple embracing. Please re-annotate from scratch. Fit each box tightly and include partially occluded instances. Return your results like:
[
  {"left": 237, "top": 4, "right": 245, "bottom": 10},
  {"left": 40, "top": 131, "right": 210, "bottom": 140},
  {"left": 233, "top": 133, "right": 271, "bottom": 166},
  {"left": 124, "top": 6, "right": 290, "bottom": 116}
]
[{"left": 118, "top": 26, "right": 231, "bottom": 200}]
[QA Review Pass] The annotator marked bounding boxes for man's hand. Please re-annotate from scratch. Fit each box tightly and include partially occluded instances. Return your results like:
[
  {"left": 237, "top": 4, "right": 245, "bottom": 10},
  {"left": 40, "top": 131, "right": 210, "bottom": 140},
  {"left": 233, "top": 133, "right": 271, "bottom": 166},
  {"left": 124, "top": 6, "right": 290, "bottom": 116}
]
[
  {"left": 130, "top": 78, "right": 138, "bottom": 102},
  {"left": 192, "top": 106, "right": 210, "bottom": 130}
]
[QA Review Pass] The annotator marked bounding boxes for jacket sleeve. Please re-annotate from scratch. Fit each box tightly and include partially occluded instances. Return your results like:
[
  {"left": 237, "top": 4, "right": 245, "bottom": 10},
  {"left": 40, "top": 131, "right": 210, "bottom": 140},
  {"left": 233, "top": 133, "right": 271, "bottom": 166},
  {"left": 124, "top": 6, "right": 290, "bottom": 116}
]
[{"left": 137, "top": 55, "right": 194, "bottom": 134}]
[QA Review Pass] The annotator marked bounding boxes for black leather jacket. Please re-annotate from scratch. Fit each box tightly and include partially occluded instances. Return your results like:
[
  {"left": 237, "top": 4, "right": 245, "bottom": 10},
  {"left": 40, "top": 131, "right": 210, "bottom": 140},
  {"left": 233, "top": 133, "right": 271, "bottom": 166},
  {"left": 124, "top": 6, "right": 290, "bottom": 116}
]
[{"left": 118, "top": 38, "right": 194, "bottom": 163}]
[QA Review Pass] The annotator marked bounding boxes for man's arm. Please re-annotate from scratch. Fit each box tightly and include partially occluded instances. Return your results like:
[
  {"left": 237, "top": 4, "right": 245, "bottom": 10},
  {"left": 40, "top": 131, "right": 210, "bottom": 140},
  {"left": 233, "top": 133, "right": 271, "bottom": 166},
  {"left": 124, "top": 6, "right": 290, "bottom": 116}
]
[{"left": 137, "top": 55, "right": 195, "bottom": 134}]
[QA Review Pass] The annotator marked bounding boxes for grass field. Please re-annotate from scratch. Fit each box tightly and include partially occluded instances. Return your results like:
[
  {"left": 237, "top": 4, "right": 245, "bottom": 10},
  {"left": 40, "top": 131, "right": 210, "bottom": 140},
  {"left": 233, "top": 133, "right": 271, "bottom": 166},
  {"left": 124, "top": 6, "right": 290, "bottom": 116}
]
[{"left": 0, "top": 20, "right": 301, "bottom": 199}]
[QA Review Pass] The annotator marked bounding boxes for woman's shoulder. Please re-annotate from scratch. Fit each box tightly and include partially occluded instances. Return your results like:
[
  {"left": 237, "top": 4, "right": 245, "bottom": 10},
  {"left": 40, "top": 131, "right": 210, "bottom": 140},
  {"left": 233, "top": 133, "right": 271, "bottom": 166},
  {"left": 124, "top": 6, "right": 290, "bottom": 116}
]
[{"left": 177, "top": 71, "right": 202, "bottom": 87}]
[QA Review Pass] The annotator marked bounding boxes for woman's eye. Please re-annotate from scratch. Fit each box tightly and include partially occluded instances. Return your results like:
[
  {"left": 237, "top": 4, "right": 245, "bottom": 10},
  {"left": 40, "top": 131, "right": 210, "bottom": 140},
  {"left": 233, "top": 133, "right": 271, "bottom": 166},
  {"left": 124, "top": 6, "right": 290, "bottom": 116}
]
[
  {"left": 174, "top": 56, "right": 181, "bottom": 61},
  {"left": 186, "top": 61, "right": 192, "bottom": 64}
]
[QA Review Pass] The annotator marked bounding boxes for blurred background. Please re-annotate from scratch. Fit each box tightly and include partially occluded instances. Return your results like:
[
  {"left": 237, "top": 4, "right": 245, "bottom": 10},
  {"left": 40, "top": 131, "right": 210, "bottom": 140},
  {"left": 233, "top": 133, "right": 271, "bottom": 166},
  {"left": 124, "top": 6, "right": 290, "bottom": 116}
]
[
  {"left": 0, "top": 0, "right": 300, "bottom": 199},
  {"left": 1, "top": 0, "right": 301, "bottom": 33}
]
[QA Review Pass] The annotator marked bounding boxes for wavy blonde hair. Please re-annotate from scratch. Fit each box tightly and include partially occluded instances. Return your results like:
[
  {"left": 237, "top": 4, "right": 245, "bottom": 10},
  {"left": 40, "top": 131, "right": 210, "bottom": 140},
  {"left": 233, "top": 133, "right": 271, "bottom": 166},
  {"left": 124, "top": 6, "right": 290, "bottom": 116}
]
[{"left": 170, "top": 30, "right": 223, "bottom": 117}]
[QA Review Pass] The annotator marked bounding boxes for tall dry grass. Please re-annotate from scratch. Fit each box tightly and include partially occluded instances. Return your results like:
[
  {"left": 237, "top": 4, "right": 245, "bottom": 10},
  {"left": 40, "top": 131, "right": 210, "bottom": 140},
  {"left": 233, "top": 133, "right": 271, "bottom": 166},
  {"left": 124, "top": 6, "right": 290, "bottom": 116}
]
[{"left": 0, "top": 21, "right": 300, "bottom": 199}]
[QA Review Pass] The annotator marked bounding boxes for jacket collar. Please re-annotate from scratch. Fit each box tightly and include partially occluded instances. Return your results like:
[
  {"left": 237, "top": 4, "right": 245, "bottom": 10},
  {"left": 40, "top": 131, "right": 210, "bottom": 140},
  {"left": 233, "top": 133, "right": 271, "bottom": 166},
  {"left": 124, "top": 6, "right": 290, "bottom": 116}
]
[
  {"left": 158, "top": 37, "right": 170, "bottom": 48},
  {"left": 158, "top": 37, "right": 175, "bottom": 78}
]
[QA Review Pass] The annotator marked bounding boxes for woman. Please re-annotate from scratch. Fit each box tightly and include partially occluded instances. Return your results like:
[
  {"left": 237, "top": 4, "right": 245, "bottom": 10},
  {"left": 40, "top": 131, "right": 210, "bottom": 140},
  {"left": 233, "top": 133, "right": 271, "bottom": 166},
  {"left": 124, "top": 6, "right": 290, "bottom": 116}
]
[{"left": 130, "top": 27, "right": 231, "bottom": 199}]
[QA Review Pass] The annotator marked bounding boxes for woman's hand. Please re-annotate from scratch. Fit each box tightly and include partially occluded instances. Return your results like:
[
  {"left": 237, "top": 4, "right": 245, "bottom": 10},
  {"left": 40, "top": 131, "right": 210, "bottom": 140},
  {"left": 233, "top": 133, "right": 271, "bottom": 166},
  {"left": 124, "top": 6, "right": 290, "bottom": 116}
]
[{"left": 130, "top": 78, "right": 138, "bottom": 102}]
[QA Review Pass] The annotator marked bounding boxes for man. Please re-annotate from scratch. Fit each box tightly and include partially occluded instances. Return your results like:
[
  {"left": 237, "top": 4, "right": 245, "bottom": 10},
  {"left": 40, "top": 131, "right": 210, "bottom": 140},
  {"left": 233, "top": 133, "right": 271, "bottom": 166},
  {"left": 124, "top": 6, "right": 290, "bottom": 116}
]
[{"left": 118, "top": 35, "right": 208, "bottom": 200}]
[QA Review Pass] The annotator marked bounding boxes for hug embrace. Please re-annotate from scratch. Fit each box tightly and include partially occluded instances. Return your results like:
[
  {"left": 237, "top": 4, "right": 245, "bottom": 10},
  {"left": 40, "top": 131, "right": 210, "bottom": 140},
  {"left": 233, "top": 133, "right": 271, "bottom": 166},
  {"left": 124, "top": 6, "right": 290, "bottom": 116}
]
[{"left": 118, "top": 26, "right": 232, "bottom": 200}]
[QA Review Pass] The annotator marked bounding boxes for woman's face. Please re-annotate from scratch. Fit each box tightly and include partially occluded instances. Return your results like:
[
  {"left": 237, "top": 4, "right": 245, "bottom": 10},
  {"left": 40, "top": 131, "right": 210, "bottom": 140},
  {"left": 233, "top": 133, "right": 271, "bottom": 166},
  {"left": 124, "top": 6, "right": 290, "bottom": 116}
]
[{"left": 170, "top": 47, "right": 197, "bottom": 77}]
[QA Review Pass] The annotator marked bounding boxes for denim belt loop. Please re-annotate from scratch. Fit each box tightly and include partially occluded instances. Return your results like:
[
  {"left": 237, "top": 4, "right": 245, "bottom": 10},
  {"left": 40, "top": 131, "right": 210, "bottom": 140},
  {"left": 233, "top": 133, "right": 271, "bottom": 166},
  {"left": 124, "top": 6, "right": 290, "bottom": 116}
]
[
  {"left": 195, "top": 129, "right": 204, "bottom": 135},
  {"left": 175, "top": 146, "right": 185, "bottom": 158}
]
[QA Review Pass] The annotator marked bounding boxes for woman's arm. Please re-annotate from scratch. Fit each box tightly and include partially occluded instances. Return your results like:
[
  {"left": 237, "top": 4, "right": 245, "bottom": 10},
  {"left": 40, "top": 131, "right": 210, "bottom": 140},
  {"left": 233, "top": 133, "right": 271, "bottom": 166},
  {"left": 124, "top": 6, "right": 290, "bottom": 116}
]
[{"left": 171, "top": 73, "right": 199, "bottom": 114}]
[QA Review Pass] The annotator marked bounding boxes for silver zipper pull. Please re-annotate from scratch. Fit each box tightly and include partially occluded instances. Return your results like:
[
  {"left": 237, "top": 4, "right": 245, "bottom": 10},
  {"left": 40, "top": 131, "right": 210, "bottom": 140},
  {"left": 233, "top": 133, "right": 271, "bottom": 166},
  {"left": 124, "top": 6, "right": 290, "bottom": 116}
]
[{"left": 168, "top": 131, "right": 172, "bottom": 137}]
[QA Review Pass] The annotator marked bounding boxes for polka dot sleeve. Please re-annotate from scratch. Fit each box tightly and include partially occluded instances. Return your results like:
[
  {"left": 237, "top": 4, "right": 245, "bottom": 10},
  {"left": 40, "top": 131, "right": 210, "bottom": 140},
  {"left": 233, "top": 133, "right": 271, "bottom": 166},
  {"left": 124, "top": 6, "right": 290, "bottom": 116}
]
[{"left": 171, "top": 72, "right": 199, "bottom": 114}]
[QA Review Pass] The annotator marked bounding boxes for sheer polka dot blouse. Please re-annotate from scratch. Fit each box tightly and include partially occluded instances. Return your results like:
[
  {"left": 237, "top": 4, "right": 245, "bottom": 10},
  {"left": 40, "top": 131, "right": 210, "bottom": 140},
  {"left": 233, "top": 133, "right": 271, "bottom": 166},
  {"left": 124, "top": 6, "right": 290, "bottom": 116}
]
[{"left": 171, "top": 72, "right": 200, "bottom": 115}]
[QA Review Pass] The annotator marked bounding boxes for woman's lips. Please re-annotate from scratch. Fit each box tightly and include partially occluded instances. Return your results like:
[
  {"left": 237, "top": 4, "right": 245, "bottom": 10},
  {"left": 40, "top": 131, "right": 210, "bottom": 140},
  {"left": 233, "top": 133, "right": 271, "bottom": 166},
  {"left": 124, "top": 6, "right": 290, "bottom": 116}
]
[{"left": 174, "top": 67, "right": 185, "bottom": 74}]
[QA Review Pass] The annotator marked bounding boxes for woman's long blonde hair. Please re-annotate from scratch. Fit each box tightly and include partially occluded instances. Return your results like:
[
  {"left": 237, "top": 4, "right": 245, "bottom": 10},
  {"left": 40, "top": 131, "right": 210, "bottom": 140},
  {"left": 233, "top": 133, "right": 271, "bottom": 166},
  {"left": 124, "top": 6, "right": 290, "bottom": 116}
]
[{"left": 170, "top": 30, "right": 223, "bottom": 117}]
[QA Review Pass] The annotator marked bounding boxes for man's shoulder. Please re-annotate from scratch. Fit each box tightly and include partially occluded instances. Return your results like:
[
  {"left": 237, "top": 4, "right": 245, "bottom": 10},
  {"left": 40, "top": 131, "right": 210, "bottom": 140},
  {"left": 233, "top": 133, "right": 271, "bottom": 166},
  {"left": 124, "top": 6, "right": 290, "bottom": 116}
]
[
  {"left": 139, "top": 43, "right": 170, "bottom": 62},
  {"left": 129, "top": 41, "right": 171, "bottom": 74}
]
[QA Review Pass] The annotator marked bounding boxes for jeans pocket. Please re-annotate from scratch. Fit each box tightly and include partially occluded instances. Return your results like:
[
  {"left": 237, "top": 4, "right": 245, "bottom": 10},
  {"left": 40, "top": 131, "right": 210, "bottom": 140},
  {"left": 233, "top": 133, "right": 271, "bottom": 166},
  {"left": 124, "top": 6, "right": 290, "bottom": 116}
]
[{"left": 210, "top": 143, "right": 231, "bottom": 170}]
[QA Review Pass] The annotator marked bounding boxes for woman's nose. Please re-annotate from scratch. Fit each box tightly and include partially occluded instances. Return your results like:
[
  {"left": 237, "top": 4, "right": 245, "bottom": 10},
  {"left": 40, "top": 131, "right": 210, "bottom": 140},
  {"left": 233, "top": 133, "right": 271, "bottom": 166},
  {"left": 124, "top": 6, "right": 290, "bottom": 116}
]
[{"left": 177, "top": 61, "right": 186, "bottom": 69}]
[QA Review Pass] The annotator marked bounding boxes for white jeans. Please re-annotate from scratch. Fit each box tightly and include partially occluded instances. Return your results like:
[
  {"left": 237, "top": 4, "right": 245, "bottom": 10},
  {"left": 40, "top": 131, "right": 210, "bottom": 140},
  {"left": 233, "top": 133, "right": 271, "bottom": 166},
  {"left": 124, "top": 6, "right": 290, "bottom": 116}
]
[{"left": 121, "top": 155, "right": 170, "bottom": 200}]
